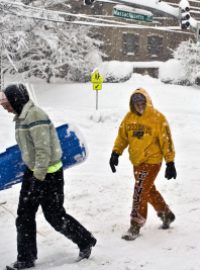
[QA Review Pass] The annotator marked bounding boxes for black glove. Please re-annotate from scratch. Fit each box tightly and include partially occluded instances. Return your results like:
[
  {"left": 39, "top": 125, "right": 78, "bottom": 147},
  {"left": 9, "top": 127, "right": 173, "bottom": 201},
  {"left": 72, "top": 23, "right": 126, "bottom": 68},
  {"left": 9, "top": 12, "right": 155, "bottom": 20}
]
[
  {"left": 109, "top": 151, "right": 119, "bottom": 173},
  {"left": 28, "top": 176, "right": 43, "bottom": 194},
  {"left": 165, "top": 162, "right": 177, "bottom": 180}
]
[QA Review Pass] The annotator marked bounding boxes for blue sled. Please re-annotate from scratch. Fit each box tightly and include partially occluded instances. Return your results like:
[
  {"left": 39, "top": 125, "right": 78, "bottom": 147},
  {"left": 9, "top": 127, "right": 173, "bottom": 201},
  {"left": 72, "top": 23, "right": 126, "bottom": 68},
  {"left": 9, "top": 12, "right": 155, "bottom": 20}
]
[{"left": 0, "top": 124, "right": 87, "bottom": 191}]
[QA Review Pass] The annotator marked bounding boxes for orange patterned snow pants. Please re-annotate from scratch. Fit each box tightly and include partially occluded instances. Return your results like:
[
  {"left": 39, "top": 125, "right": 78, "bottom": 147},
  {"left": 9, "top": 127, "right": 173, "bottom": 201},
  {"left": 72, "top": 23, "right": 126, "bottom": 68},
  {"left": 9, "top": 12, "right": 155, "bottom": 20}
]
[{"left": 130, "top": 163, "right": 169, "bottom": 226}]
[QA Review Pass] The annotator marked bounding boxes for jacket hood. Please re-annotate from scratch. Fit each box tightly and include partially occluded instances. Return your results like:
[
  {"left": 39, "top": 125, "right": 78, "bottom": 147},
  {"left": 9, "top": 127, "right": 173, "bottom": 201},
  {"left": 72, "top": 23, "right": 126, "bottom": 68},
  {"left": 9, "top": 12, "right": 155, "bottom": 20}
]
[
  {"left": 129, "top": 88, "right": 153, "bottom": 114},
  {"left": 3, "top": 84, "right": 30, "bottom": 115}
]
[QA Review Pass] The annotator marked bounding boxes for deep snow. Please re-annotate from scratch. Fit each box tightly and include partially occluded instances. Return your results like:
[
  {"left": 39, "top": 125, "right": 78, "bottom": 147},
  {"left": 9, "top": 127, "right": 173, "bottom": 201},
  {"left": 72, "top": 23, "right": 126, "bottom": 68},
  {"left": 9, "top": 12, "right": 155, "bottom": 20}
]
[{"left": 0, "top": 73, "right": 200, "bottom": 270}]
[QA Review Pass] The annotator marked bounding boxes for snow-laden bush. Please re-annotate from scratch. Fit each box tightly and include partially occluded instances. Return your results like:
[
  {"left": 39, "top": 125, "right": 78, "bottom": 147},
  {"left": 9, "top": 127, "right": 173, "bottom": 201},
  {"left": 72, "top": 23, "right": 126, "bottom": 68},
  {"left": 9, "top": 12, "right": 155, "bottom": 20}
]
[
  {"left": 171, "top": 40, "right": 200, "bottom": 85},
  {"left": 98, "top": 61, "right": 133, "bottom": 82},
  {"left": 159, "top": 59, "right": 190, "bottom": 85}
]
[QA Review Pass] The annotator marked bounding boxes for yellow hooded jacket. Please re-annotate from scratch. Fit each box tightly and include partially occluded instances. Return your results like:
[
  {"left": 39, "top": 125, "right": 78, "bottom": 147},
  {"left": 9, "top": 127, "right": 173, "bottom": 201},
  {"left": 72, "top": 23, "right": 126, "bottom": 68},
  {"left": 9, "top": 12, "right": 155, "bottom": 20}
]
[{"left": 112, "top": 88, "right": 175, "bottom": 166}]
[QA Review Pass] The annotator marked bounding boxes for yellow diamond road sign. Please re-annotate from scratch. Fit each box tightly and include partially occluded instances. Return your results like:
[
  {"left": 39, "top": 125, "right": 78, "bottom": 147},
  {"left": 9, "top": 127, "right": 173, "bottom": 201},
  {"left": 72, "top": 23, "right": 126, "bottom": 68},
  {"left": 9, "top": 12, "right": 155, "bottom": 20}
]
[{"left": 91, "top": 69, "right": 103, "bottom": 91}]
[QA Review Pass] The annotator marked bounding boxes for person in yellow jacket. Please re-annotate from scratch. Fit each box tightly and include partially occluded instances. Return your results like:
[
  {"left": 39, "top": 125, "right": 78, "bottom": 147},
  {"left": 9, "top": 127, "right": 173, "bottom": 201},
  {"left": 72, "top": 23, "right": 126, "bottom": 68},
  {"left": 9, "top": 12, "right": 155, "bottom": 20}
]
[{"left": 109, "top": 88, "right": 177, "bottom": 240}]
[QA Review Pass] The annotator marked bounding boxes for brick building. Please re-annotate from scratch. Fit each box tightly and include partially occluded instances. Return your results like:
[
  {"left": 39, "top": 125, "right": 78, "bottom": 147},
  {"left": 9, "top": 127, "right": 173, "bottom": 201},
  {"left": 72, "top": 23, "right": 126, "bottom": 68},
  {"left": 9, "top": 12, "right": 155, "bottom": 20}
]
[{"left": 71, "top": 0, "right": 198, "bottom": 62}]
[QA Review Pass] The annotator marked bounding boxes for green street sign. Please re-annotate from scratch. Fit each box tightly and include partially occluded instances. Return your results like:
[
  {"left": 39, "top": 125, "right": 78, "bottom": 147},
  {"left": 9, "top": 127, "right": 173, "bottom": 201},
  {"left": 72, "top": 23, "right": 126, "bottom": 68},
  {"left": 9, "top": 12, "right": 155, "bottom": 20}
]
[{"left": 113, "top": 6, "right": 153, "bottom": 22}]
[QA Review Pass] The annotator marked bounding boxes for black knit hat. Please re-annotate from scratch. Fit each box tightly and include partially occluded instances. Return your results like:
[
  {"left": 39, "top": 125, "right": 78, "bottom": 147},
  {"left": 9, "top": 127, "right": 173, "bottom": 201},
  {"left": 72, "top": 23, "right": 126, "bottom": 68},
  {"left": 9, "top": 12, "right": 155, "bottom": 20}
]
[{"left": 3, "top": 84, "right": 30, "bottom": 115}]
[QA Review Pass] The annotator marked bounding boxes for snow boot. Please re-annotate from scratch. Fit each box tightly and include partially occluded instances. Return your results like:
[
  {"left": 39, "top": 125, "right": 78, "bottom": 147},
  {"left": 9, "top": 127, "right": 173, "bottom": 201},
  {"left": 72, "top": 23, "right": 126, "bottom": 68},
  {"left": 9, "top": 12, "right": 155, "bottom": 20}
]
[
  {"left": 6, "top": 260, "right": 35, "bottom": 270},
  {"left": 122, "top": 223, "right": 140, "bottom": 241},
  {"left": 77, "top": 236, "right": 97, "bottom": 261},
  {"left": 158, "top": 210, "right": 175, "bottom": 229}
]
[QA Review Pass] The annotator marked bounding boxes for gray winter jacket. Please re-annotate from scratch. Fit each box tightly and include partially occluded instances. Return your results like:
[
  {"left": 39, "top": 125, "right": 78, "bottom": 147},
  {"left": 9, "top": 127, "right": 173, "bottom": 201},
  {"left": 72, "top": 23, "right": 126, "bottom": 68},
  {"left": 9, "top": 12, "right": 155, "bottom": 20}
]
[{"left": 14, "top": 100, "right": 62, "bottom": 180}]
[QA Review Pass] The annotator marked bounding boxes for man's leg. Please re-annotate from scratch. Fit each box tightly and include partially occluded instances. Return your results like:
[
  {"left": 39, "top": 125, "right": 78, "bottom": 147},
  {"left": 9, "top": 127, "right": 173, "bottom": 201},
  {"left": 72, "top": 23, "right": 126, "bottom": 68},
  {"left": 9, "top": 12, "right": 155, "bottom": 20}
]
[
  {"left": 148, "top": 185, "right": 175, "bottom": 228},
  {"left": 131, "top": 163, "right": 161, "bottom": 226},
  {"left": 148, "top": 184, "right": 169, "bottom": 213},
  {"left": 16, "top": 169, "right": 40, "bottom": 263},
  {"left": 41, "top": 168, "right": 96, "bottom": 259},
  {"left": 122, "top": 163, "right": 161, "bottom": 240}
]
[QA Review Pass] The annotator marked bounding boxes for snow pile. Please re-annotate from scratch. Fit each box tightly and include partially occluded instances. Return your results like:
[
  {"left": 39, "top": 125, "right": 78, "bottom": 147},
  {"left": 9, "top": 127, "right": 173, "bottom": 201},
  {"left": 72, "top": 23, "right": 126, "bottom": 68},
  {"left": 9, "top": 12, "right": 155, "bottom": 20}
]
[
  {"left": 98, "top": 61, "right": 134, "bottom": 82},
  {"left": 133, "top": 61, "right": 162, "bottom": 68},
  {"left": 98, "top": 60, "right": 187, "bottom": 85},
  {"left": 159, "top": 59, "right": 188, "bottom": 85},
  {"left": 159, "top": 40, "right": 200, "bottom": 86}
]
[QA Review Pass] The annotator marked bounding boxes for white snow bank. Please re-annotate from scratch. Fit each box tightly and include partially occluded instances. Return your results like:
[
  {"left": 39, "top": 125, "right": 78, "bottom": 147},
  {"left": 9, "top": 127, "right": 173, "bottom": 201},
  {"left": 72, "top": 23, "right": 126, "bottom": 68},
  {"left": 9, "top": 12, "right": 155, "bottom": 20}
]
[
  {"left": 98, "top": 61, "right": 134, "bottom": 82},
  {"left": 133, "top": 61, "right": 162, "bottom": 68},
  {"left": 159, "top": 59, "right": 188, "bottom": 84},
  {"left": 98, "top": 61, "right": 165, "bottom": 82}
]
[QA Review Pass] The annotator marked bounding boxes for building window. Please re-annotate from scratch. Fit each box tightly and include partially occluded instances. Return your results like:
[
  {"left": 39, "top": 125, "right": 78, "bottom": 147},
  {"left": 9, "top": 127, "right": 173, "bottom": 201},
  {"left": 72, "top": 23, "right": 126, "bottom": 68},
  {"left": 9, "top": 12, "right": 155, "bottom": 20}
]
[
  {"left": 123, "top": 33, "right": 139, "bottom": 56},
  {"left": 147, "top": 35, "right": 163, "bottom": 58}
]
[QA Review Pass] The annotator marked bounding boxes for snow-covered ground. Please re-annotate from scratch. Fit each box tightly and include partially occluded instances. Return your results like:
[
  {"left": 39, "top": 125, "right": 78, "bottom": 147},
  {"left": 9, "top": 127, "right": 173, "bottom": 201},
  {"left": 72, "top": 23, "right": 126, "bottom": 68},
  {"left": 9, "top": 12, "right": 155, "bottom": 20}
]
[{"left": 0, "top": 73, "right": 200, "bottom": 270}]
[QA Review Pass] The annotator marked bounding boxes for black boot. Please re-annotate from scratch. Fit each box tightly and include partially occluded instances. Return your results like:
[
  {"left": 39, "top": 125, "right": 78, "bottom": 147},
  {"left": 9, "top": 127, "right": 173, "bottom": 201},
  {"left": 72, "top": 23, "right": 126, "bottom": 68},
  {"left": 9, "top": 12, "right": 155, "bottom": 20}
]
[
  {"left": 122, "top": 222, "right": 140, "bottom": 241},
  {"left": 77, "top": 236, "right": 97, "bottom": 261},
  {"left": 6, "top": 260, "right": 35, "bottom": 270},
  {"left": 158, "top": 210, "right": 175, "bottom": 229}
]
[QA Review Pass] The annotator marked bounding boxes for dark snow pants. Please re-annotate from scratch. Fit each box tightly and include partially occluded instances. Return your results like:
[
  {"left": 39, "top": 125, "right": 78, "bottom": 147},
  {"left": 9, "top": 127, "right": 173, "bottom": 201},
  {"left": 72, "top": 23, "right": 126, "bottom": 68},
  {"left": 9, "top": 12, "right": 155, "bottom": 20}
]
[{"left": 16, "top": 167, "right": 93, "bottom": 262}]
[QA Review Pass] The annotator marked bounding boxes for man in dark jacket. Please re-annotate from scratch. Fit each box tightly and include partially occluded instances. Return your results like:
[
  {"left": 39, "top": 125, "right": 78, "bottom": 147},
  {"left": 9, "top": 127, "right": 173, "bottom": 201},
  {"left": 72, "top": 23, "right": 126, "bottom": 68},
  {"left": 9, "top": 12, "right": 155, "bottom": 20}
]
[{"left": 0, "top": 84, "right": 96, "bottom": 270}]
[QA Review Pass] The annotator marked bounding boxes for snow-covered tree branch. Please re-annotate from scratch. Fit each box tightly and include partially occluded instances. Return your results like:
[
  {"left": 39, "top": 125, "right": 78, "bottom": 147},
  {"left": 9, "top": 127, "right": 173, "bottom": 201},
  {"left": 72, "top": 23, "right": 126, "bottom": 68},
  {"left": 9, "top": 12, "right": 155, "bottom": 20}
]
[
  {"left": 173, "top": 40, "right": 200, "bottom": 85},
  {"left": 0, "top": 0, "right": 103, "bottom": 83}
]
